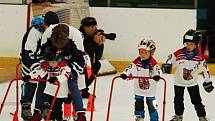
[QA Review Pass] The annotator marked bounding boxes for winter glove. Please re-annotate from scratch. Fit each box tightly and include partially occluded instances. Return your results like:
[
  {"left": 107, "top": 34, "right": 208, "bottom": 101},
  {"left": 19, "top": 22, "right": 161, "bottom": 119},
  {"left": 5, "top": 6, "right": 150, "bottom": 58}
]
[
  {"left": 120, "top": 74, "right": 128, "bottom": 80},
  {"left": 22, "top": 75, "right": 31, "bottom": 82},
  {"left": 48, "top": 77, "right": 57, "bottom": 84},
  {"left": 203, "top": 82, "right": 214, "bottom": 93},
  {"left": 161, "top": 63, "right": 172, "bottom": 74},
  {"left": 153, "top": 75, "right": 161, "bottom": 81}
]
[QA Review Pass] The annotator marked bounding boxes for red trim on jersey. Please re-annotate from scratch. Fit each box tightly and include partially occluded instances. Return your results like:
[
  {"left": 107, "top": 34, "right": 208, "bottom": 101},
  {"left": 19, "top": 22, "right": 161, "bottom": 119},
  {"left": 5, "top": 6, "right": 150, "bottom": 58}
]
[
  {"left": 41, "top": 61, "right": 49, "bottom": 68},
  {"left": 58, "top": 60, "right": 67, "bottom": 67},
  {"left": 64, "top": 73, "right": 69, "bottom": 79},
  {"left": 196, "top": 52, "right": 205, "bottom": 60},
  {"left": 150, "top": 57, "right": 158, "bottom": 66},
  {"left": 132, "top": 56, "right": 157, "bottom": 67},
  {"left": 174, "top": 48, "right": 205, "bottom": 61},
  {"left": 133, "top": 57, "right": 141, "bottom": 65},
  {"left": 174, "top": 49, "right": 183, "bottom": 57}
]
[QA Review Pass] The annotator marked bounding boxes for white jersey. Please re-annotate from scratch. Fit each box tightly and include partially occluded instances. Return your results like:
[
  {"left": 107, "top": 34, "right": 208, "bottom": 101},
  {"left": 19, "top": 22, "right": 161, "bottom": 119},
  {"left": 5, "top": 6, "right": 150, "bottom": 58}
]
[
  {"left": 20, "top": 27, "right": 43, "bottom": 76},
  {"left": 166, "top": 48, "right": 212, "bottom": 87},
  {"left": 123, "top": 57, "right": 161, "bottom": 97},
  {"left": 29, "top": 61, "right": 70, "bottom": 98},
  {"left": 41, "top": 23, "right": 91, "bottom": 72},
  {"left": 23, "top": 27, "right": 43, "bottom": 58},
  {"left": 41, "top": 23, "right": 84, "bottom": 51}
]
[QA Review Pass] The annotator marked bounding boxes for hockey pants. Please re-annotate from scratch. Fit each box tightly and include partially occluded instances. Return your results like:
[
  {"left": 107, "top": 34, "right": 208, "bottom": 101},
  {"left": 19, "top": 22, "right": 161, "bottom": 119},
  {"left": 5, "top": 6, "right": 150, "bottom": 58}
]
[
  {"left": 21, "top": 81, "right": 46, "bottom": 111},
  {"left": 134, "top": 95, "right": 158, "bottom": 121},
  {"left": 174, "top": 85, "right": 206, "bottom": 117}
]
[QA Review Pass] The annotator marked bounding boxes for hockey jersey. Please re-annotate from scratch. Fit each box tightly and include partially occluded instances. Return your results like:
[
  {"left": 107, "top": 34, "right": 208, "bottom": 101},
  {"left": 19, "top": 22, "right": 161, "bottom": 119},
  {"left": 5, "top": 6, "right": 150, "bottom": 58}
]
[
  {"left": 123, "top": 57, "right": 161, "bottom": 97},
  {"left": 166, "top": 47, "right": 212, "bottom": 87},
  {"left": 41, "top": 23, "right": 90, "bottom": 74},
  {"left": 41, "top": 24, "right": 84, "bottom": 51},
  {"left": 20, "top": 27, "right": 43, "bottom": 76},
  {"left": 29, "top": 60, "right": 70, "bottom": 98}
]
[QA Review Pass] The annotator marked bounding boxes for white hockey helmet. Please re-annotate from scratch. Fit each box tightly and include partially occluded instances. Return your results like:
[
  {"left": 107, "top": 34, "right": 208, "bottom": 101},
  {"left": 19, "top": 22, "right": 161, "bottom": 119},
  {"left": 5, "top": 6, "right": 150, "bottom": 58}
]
[{"left": 138, "top": 39, "right": 156, "bottom": 51}]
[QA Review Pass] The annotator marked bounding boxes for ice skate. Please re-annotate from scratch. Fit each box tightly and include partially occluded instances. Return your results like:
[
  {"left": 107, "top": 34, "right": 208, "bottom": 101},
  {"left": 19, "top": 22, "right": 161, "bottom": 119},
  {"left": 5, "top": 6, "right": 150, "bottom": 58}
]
[
  {"left": 32, "top": 109, "right": 42, "bottom": 121},
  {"left": 199, "top": 116, "right": 209, "bottom": 121},
  {"left": 170, "top": 115, "right": 183, "bottom": 121},
  {"left": 21, "top": 103, "right": 32, "bottom": 120},
  {"left": 135, "top": 115, "right": 144, "bottom": 121},
  {"left": 74, "top": 112, "right": 87, "bottom": 121}
]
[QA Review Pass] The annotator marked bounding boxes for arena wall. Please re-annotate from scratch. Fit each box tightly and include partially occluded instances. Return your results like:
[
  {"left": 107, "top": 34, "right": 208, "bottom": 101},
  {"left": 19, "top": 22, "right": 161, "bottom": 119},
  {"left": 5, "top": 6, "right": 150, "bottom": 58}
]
[
  {"left": 0, "top": 5, "right": 196, "bottom": 62},
  {"left": 90, "top": 7, "right": 196, "bottom": 62},
  {"left": 0, "top": 4, "right": 27, "bottom": 57}
]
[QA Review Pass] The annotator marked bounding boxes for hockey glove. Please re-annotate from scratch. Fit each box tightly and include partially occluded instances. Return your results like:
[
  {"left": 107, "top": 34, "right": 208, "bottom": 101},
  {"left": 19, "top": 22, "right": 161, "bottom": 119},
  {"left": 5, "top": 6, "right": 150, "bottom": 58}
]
[
  {"left": 48, "top": 77, "right": 57, "bottom": 84},
  {"left": 161, "top": 63, "right": 172, "bottom": 74},
  {"left": 22, "top": 75, "right": 31, "bottom": 82},
  {"left": 203, "top": 82, "right": 214, "bottom": 93},
  {"left": 153, "top": 75, "right": 161, "bottom": 81},
  {"left": 120, "top": 74, "right": 128, "bottom": 80}
]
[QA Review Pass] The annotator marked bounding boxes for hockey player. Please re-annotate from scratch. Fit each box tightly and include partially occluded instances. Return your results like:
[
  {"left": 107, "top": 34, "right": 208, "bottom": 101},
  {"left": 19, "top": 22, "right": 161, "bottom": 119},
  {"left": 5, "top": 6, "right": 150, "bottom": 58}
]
[
  {"left": 41, "top": 23, "right": 87, "bottom": 121},
  {"left": 20, "top": 11, "right": 59, "bottom": 120},
  {"left": 24, "top": 46, "right": 71, "bottom": 120},
  {"left": 162, "top": 29, "right": 214, "bottom": 121},
  {"left": 120, "top": 39, "right": 161, "bottom": 121}
]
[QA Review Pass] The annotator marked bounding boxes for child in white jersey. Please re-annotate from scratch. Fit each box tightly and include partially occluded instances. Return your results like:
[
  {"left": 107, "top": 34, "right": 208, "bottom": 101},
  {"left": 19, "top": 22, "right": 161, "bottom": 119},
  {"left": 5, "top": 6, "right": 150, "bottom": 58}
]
[
  {"left": 120, "top": 39, "right": 161, "bottom": 121},
  {"left": 162, "top": 29, "right": 214, "bottom": 121},
  {"left": 25, "top": 46, "right": 70, "bottom": 120}
]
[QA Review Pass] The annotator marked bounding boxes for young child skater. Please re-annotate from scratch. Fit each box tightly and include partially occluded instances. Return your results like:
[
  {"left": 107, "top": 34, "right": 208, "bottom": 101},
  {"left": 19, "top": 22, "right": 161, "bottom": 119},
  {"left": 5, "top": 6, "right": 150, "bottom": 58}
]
[
  {"left": 120, "top": 39, "right": 162, "bottom": 121},
  {"left": 24, "top": 46, "right": 71, "bottom": 121},
  {"left": 162, "top": 29, "right": 214, "bottom": 121}
]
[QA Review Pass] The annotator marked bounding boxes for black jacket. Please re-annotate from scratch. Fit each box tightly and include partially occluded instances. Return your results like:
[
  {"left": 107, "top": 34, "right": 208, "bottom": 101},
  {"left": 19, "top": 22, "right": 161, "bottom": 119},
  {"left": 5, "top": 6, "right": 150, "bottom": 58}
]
[
  {"left": 79, "top": 27, "right": 104, "bottom": 64},
  {"left": 41, "top": 39, "right": 85, "bottom": 73}
]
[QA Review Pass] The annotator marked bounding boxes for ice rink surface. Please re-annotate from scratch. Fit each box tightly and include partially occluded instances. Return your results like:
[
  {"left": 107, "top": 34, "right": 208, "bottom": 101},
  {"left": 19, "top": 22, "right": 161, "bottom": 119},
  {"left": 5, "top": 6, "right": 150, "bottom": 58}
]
[{"left": 0, "top": 74, "right": 215, "bottom": 121}]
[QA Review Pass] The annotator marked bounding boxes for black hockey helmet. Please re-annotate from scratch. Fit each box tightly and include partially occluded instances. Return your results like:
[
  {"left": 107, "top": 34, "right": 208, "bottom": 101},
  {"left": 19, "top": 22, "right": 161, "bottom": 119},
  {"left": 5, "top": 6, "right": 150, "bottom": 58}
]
[{"left": 183, "top": 29, "right": 202, "bottom": 45}]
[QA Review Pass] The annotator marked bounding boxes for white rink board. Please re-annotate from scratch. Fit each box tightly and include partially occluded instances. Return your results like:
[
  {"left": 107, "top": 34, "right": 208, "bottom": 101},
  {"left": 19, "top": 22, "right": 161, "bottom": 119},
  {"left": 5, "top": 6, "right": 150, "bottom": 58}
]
[
  {"left": 0, "top": 6, "right": 196, "bottom": 62},
  {"left": 0, "top": 0, "right": 23, "bottom": 4},
  {"left": 90, "top": 7, "right": 196, "bottom": 62},
  {"left": 0, "top": 4, "right": 27, "bottom": 57}
]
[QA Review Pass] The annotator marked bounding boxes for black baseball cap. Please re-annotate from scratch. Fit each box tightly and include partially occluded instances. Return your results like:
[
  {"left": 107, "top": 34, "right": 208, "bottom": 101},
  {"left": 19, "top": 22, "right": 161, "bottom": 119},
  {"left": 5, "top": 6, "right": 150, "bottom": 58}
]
[{"left": 81, "top": 17, "right": 97, "bottom": 26}]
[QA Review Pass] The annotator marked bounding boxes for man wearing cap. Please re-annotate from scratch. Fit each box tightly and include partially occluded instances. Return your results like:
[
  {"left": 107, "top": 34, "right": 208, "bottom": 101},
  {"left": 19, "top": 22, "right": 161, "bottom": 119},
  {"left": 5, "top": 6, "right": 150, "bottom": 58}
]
[
  {"left": 79, "top": 17, "right": 105, "bottom": 98},
  {"left": 20, "top": 11, "right": 59, "bottom": 120}
]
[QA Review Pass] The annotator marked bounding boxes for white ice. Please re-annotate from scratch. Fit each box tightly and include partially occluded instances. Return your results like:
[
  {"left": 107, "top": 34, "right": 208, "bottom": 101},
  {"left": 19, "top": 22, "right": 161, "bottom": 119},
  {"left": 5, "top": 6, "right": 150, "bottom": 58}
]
[{"left": 0, "top": 74, "right": 215, "bottom": 121}]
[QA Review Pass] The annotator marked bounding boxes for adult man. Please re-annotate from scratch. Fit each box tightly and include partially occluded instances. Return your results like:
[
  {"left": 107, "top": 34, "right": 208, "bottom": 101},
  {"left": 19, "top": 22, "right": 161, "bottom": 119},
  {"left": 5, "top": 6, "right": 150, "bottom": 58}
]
[
  {"left": 20, "top": 11, "right": 59, "bottom": 120},
  {"left": 41, "top": 23, "right": 87, "bottom": 121},
  {"left": 79, "top": 17, "right": 105, "bottom": 98}
]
